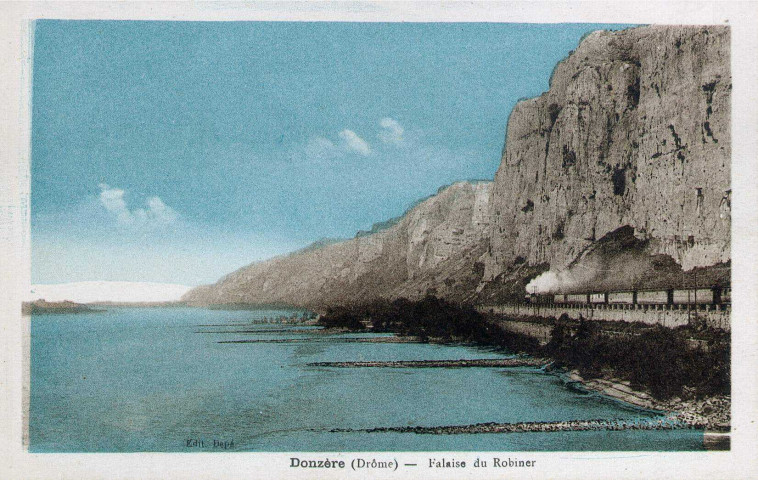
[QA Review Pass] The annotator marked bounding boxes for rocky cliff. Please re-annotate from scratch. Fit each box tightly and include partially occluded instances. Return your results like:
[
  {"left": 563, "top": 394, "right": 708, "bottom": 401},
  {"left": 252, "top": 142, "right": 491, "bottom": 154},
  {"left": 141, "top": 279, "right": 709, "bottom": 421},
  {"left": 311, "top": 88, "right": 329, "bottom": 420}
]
[
  {"left": 183, "top": 181, "right": 492, "bottom": 308},
  {"left": 480, "top": 25, "right": 730, "bottom": 298},
  {"left": 185, "top": 25, "right": 730, "bottom": 308}
]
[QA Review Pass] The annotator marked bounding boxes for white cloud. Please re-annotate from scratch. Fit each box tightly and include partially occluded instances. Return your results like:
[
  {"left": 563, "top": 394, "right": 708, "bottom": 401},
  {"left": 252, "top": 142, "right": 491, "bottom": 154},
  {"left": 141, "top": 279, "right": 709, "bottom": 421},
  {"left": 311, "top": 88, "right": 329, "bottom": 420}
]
[
  {"left": 338, "top": 129, "right": 372, "bottom": 156},
  {"left": 300, "top": 129, "right": 372, "bottom": 160},
  {"left": 378, "top": 117, "right": 404, "bottom": 144},
  {"left": 98, "top": 183, "right": 133, "bottom": 223},
  {"left": 98, "top": 184, "right": 178, "bottom": 226}
]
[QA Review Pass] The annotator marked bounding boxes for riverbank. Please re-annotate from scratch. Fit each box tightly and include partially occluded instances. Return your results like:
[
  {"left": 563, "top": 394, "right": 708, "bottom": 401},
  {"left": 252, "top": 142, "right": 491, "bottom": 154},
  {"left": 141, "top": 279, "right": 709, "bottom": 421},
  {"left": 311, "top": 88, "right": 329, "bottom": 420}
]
[
  {"left": 559, "top": 369, "right": 730, "bottom": 431},
  {"left": 309, "top": 353, "right": 729, "bottom": 431},
  {"left": 317, "top": 296, "right": 731, "bottom": 433}
]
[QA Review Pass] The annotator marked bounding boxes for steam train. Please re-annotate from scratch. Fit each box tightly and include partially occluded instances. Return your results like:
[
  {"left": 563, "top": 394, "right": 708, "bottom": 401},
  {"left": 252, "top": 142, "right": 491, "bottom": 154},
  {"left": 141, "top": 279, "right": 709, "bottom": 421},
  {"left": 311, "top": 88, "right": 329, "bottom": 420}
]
[{"left": 527, "top": 286, "right": 731, "bottom": 307}]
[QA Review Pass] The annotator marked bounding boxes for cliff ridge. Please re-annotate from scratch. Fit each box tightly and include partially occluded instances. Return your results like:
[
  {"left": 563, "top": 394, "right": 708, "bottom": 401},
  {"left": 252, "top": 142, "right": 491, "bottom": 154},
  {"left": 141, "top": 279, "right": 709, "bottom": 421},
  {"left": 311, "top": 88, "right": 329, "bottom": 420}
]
[{"left": 184, "top": 25, "right": 730, "bottom": 308}]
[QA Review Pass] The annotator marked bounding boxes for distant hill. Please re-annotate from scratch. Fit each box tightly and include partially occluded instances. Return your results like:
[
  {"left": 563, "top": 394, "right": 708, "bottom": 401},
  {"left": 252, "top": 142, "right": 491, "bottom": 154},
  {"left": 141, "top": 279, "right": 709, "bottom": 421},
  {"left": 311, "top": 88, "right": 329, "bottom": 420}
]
[
  {"left": 184, "top": 181, "right": 492, "bottom": 309},
  {"left": 22, "top": 299, "right": 102, "bottom": 315}
]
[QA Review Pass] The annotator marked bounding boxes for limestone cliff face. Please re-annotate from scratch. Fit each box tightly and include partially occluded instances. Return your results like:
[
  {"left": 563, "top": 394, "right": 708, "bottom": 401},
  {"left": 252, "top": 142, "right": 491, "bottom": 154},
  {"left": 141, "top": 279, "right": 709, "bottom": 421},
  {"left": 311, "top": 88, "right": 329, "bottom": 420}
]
[
  {"left": 482, "top": 25, "right": 730, "bottom": 286},
  {"left": 183, "top": 182, "right": 491, "bottom": 308},
  {"left": 185, "top": 25, "right": 730, "bottom": 308}
]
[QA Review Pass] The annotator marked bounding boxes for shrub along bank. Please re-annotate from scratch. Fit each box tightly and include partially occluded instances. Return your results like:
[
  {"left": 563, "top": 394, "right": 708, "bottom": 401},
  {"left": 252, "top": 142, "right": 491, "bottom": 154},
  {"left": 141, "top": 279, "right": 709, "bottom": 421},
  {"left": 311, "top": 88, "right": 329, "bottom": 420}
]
[{"left": 318, "top": 296, "right": 729, "bottom": 401}]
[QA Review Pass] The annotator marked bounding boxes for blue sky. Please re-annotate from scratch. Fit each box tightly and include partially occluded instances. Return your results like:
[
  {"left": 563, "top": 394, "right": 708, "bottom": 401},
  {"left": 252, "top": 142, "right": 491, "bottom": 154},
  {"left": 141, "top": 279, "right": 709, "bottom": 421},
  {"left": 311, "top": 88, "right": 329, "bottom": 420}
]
[{"left": 31, "top": 21, "right": 630, "bottom": 285}]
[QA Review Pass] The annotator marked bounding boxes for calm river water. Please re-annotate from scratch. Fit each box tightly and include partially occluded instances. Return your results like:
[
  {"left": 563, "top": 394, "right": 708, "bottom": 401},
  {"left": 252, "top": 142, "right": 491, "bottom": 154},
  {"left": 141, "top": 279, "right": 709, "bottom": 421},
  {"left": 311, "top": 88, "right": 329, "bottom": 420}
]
[{"left": 29, "top": 307, "right": 704, "bottom": 452}]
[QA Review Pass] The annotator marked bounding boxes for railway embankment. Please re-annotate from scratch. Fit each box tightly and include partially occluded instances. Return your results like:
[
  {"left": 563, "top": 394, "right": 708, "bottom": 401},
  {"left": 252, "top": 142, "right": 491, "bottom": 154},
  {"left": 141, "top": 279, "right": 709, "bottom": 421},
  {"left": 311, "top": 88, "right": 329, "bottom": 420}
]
[{"left": 479, "top": 303, "right": 730, "bottom": 331}]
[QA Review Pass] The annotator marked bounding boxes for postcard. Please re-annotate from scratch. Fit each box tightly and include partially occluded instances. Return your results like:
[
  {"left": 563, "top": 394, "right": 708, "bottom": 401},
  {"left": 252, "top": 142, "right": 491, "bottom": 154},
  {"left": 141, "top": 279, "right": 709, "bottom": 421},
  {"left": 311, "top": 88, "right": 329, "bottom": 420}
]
[{"left": 1, "top": 1, "right": 757, "bottom": 479}]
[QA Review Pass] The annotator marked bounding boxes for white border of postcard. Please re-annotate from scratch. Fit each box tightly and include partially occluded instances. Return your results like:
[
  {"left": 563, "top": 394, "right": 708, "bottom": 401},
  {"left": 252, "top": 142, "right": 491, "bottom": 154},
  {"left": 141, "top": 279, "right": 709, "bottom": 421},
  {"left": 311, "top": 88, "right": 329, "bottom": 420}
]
[{"left": 1, "top": 1, "right": 757, "bottom": 479}]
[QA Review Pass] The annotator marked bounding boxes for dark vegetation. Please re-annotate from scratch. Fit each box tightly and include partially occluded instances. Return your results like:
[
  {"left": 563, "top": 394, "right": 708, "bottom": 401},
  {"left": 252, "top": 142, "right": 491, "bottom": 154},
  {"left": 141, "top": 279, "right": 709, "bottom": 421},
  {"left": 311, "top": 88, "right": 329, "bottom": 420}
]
[
  {"left": 544, "top": 314, "right": 729, "bottom": 399},
  {"left": 320, "top": 296, "right": 540, "bottom": 353},
  {"left": 319, "top": 296, "right": 730, "bottom": 401}
]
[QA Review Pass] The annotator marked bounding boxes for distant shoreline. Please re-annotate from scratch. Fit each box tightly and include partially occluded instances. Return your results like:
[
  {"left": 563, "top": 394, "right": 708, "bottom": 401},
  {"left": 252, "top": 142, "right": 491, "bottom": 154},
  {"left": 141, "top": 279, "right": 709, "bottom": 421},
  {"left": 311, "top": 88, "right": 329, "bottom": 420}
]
[
  {"left": 86, "top": 301, "right": 189, "bottom": 308},
  {"left": 22, "top": 300, "right": 104, "bottom": 315}
]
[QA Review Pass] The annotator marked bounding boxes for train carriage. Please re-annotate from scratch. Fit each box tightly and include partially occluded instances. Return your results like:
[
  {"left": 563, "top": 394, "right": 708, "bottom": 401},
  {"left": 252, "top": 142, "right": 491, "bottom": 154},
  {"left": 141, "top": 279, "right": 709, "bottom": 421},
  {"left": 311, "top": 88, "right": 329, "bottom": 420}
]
[
  {"left": 525, "top": 284, "right": 730, "bottom": 309},
  {"left": 672, "top": 288, "right": 716, "bottom": 305},
  {"left": 635, "top": 290, "right": 670, "bottom": 305},
  {"left": 527, "top": 293, "right": 553, "bottom": 305},
  {"left": 566, "top": 293, "right": 589, "bottom": 304},
  {"left": 608, "top": 291, "right": 635, "bottom": 304}
]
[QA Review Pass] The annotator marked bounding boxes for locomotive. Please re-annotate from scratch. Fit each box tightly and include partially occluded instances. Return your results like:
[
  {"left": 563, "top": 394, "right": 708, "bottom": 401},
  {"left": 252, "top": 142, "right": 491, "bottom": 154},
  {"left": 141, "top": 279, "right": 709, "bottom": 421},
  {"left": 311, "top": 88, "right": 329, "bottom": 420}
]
[{"left": 527, "top": 286, "right": 731, "bottom": 307}]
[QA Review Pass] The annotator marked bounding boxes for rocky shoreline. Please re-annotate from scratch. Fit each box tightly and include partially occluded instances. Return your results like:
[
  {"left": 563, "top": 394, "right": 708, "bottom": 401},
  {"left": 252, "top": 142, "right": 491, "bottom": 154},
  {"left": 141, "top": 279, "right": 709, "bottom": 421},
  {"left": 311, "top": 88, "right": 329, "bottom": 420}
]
[
  {"left": 558, "top": 369, "right": 730, "bottom": 432},
  {"left": 324, "top": 368, "right": 729, "bottom": 438}
]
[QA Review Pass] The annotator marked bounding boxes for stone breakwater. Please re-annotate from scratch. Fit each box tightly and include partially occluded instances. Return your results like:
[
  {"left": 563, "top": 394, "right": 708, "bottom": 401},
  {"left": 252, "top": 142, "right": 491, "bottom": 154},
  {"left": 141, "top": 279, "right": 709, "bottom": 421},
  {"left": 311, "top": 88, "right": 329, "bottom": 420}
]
[
  {"left": 331, "top": 417, "right": 695, "bottom": 435},
  {"left": 197, "top": 327, "right": 328, "bottom": 334},
  {"left": 306, "top": 358, "right": 549, "bottom": 368},
  {"left": 217, "top": 336, "right": 423, "bottom": 344}
]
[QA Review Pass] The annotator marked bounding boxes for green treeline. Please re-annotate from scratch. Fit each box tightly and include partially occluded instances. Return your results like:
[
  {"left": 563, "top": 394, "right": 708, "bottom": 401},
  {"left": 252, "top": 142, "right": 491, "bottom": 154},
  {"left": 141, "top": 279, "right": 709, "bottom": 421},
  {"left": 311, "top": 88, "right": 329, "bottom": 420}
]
[{"left": 318, "top": 296, "right": 730, "bottom": 400}]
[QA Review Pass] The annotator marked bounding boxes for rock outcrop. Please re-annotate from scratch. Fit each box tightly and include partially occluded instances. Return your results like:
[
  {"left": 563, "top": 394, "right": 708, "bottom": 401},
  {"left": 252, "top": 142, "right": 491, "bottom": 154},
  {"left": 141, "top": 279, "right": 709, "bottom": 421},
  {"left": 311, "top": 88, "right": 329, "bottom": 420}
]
[
  {"left": 184, "top": 25, "right": 730, "bottom": 308},
  {"left": 183, "top": 181, "right": 492, "bottom": 308},
  {"left": 482, "top": 26, "right": 730, "bottom": 293}
]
